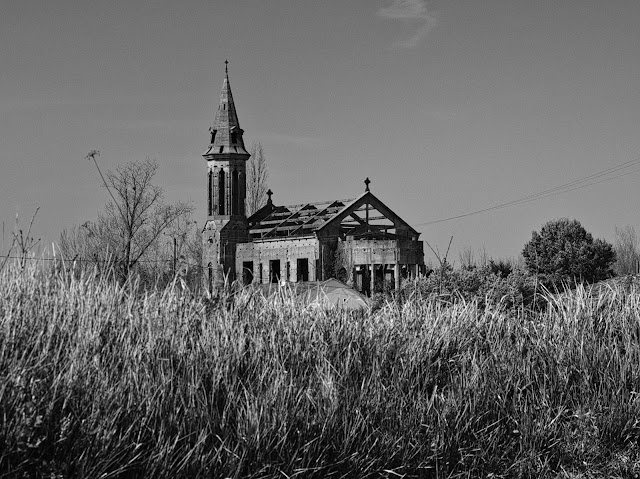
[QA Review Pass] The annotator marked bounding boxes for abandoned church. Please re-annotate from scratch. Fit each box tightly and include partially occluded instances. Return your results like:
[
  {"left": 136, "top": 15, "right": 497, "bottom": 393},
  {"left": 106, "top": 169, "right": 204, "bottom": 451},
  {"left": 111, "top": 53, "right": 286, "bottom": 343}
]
[{"left": 202, "top": 64, "right": 425, "bottom": 294}]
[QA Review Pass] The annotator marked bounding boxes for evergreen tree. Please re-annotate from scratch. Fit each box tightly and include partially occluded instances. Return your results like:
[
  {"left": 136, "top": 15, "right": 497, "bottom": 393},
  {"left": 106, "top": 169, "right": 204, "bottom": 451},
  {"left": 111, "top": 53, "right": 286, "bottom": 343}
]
[{"left": 522, "top": 218, "right": 615, "bottom": 286}]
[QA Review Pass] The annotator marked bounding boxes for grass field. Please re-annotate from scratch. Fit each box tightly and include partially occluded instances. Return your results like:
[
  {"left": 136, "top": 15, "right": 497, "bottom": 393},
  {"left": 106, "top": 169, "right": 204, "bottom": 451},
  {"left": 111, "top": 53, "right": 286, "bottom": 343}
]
[{"left": 2, "top": 262, "right": 640, "bottom": 478}]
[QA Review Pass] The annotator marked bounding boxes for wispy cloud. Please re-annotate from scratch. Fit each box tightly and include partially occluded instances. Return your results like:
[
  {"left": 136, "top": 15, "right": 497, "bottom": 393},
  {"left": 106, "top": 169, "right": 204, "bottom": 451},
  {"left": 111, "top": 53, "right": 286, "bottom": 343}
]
[{"left": 377, "top": 0, "right": 437, "bottom": 48}]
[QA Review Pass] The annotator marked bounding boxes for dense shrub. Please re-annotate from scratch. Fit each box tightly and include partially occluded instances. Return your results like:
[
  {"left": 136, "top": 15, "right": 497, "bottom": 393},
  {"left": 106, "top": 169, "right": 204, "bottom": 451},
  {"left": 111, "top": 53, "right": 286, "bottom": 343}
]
[{"left": 397, "top": 262, "right": 541, "bottom": 311}]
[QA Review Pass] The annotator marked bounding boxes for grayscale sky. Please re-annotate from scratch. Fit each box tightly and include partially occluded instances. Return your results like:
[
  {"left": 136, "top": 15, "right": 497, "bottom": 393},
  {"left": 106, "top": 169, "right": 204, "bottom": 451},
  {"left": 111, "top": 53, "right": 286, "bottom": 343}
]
[{"left": 2, "top": 0, "right": 640, "bottom": 262}]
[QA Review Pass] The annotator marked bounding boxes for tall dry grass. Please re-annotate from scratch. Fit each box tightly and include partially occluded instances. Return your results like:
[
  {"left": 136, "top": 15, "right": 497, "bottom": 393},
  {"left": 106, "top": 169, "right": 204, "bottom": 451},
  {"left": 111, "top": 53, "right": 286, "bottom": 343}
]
[{"left": 2, "top": 262, "right": 640, "bottom": 478}]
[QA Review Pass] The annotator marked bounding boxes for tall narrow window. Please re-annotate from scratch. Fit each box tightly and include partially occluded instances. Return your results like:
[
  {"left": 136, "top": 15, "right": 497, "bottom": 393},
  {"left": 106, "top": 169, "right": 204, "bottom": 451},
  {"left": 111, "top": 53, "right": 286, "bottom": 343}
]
[
  {"left": 208, "top": 170, "right": 213, "bottom": 215},
  {"left": 231, "top": 131, "right": 238, "bottom": 144},
  {"left": 232, "top": 169, "right": 239, "bottom": 215},
  {"left": 242, "top": 262, "right": 253, "bottom": 285},
  {"left": 207, "top": 263, "right": 213, "bottom": 292},
  {"left": 297, "top": 258, "right": 309, "bottom": 282},
  {"left": 269, "top": 260, "right": 281, "bottom": 283},
  {"left": 218, "top": 169, "right": 225, "bottom": 215},
  {"left": 239, "top": 172, "right": 245, "bottom": 215}
]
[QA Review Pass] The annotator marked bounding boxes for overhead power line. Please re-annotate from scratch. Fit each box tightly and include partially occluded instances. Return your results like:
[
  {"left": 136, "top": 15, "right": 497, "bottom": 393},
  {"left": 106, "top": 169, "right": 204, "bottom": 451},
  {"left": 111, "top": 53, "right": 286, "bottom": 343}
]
[{"left": 413, "top": 156, "right": 640, "bottom": 227}]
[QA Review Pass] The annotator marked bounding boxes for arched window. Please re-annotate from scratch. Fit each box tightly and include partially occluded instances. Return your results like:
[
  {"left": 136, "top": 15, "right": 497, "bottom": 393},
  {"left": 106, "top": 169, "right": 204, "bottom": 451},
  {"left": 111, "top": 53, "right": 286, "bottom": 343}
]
[
  {"left": 218, "top": 169, "right": 225, "bottom": 215},
  {"left": 239, "top": 171, "right": 245, "bottom": 215},
  {"left": 232, "top": 169, "right": 239, "bottom": 215},
  {"left": 208, "top": 170, "right": 213, "bottom": 215},
  {"left": 207, "top": 262, "right": 213, "bottom": 292}
]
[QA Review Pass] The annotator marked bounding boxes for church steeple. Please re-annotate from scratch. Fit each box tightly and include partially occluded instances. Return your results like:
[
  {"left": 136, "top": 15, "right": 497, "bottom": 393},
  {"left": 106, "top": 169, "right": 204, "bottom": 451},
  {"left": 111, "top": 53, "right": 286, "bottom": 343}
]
[
  {"left": 204, "top": 60, "right": 249, "bottom": 157},
  {"left": 203, "top": 61, "right": 250, "bottom": 219},
  {"left": 202, "top": 62, "right": 251, "bottom": 292}
]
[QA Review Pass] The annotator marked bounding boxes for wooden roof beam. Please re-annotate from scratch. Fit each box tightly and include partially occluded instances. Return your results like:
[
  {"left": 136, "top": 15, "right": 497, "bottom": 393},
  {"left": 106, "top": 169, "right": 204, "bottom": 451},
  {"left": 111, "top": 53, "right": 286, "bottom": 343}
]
[
  {"left": 288, "top": 200, "right": 343, "bottom": 236},
  {"left": 262, "top": 208, "right": 304, "bottom": 238}
]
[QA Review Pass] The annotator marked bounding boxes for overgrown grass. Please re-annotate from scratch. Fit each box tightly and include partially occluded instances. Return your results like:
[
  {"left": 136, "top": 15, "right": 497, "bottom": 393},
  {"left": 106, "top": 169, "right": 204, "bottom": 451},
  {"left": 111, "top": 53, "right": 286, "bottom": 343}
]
[{"left": 2, "top": 262, "right": 640, "bottom": 478}]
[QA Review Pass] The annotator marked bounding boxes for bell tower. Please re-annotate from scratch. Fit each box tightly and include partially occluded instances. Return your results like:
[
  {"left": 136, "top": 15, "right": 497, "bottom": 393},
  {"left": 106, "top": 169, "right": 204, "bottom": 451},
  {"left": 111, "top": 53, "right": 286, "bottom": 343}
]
[{"left": 202, "top": 61, "right": 250, "bottom": 291}]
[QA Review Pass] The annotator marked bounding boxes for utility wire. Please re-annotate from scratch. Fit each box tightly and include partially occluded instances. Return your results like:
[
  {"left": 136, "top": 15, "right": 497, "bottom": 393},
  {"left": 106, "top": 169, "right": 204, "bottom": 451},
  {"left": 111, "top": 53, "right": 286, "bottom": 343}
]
[{"left": 413, "top": 156, "right": 640, "bottom": 227}]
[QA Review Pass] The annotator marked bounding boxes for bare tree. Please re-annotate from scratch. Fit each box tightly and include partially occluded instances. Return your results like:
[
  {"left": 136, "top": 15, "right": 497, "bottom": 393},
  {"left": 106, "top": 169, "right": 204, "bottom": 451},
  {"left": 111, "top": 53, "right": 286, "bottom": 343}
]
[
  {"left": 425, "top": 236, "right": 453, "bottom": 295},
  {"left": 1, "top": 208, "right": 40, "bottom": 272},
  {"left": 614, "top": 225, "right": 639, "bottom": 275},
  {"left": 458, "top": 246, "right": 475, "bottom": 270},
  {"left": 246, "top": 141, "right": 269, "bottom": 216},
  {"left": 158, "top": 212, "right": 202, "bottom": 287},
  {"left": 477, "top": 245, "right": 489, "bottom": 269},
  {"left": 76, "top": 151, "right": 193, "bottom": 281}
]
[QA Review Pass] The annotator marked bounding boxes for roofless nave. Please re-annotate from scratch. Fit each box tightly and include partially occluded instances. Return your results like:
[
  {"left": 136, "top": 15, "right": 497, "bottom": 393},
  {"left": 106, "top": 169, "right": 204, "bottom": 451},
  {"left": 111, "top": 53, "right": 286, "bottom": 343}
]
[{"left": 202, "top": 64, "right": 425, "bottom": 294}]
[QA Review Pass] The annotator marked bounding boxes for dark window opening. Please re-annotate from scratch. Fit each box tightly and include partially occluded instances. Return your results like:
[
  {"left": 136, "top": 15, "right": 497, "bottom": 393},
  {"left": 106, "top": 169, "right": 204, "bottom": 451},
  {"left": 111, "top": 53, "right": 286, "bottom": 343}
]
[
  {"left": 354, "top": 266, "right": 366, "bottom": 294},
  {"left": 242, "top": 262, "right": 254, "bottom": 285},
  {"left": 366, "top": 264, "right": 383, "bottom": 294},
  {"left": 231, "top": 131, "right": 237, "bottom": 144},
  {"left": 297, "top": 258, "right": 309, "bottom": 282},
  {"left": 232, "top": 169, "right": 239, "bottom": 215},
  {"left": 218, "top": 170, "right": 225, "bottom": 215},
  {"left": 239, "top": 171, "right": 245, "bottom": 216},
  {"left": 208, "top": 170, "right": 213, "bottom": 215},
  {"left": 219, "top": 146, "right": 224, "bottom": 154},
  {"left": 269, "top": 260, "right": 281, "bottom": 283},
  {"left": 207, "top": 263, "right": 213, "bottom": 292},
  {"left": 259, "top": 263, "right": 263, "bottom": 283},
  {"left": 286, "top": 261, "right": 290, "bottom": 282},
  {"left": 210, "top": 129, "right": 217, "bottom": 144}
]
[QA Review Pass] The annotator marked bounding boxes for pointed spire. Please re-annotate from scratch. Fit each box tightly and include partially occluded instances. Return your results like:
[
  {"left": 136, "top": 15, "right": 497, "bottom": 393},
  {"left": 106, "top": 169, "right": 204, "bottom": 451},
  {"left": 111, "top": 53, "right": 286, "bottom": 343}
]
[{"left": 203, "top": 61, "right": 250, "bottom": 158}]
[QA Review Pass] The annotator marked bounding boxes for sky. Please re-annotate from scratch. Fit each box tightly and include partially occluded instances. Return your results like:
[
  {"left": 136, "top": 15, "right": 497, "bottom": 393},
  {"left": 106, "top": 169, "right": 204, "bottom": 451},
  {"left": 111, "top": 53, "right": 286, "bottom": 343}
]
[{"left": 2, "top": 0, "right": 640, "bottom": 264}]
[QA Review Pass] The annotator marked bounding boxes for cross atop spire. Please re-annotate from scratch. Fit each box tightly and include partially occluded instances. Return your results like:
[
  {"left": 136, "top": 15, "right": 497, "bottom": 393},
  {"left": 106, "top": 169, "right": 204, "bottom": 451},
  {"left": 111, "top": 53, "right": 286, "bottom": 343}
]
[
  {"left": 225, "top": 59, "right": 228, "bottom": 74},
  {"left": 364, "top": 177, "right": 371, "bottom": 192}
]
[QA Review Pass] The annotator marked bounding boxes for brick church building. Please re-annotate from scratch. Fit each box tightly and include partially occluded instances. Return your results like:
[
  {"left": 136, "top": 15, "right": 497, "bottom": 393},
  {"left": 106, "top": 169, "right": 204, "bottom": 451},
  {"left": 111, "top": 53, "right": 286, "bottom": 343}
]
[{"left": 202, "top": 64, "right": 425, "bottom": 294}]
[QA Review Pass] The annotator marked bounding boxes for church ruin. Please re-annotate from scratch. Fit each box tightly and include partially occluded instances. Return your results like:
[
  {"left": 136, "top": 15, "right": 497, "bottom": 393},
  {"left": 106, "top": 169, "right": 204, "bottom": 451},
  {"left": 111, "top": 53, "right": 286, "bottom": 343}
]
[{"left": 202, "top": 64, "right": 425, "bottom": 294}]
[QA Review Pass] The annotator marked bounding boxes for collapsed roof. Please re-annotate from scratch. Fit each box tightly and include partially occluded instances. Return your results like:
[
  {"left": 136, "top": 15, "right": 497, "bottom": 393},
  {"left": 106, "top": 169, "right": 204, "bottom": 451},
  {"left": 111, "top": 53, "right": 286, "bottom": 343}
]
[{"left": 247, "top": 191, "right": 420, "bottom": 241}]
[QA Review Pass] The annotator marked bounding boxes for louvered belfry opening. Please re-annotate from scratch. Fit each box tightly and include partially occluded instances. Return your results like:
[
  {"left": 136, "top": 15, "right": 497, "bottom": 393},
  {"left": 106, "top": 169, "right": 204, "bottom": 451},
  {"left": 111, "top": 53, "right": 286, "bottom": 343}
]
[{"left": 217, "top": 169, "right": 225, "bottom": 215}]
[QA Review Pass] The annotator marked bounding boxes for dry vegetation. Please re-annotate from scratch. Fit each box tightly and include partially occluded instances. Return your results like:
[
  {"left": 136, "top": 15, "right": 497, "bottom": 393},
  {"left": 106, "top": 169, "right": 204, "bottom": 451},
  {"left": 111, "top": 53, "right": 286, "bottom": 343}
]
[{"left": 2, "top": 261, "right": 640, "bottom": 478}]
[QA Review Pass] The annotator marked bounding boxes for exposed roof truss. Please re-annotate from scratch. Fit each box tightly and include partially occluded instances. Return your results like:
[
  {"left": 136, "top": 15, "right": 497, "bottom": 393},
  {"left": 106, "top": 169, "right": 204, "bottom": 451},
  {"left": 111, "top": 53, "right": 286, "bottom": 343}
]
[{"left": 248, "top": 191, "right": 419, "bottom": 241}]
